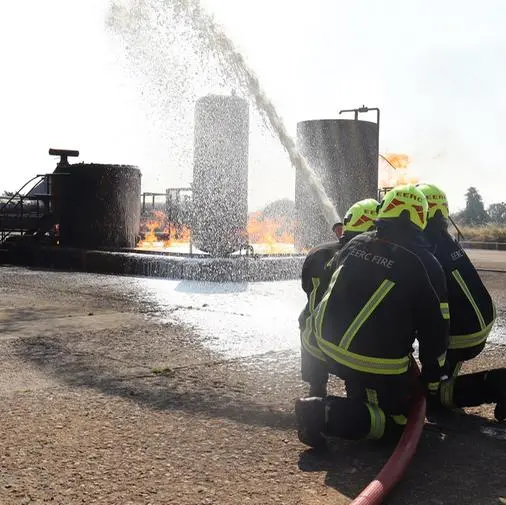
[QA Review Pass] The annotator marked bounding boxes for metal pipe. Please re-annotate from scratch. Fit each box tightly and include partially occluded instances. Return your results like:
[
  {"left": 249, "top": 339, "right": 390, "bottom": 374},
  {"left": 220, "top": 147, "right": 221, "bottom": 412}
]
[
  {"left": 340, "top": 105, "right": 381, "bottom": 204},
  {"left": 449, "top": 215, "right": 465, "bottom": 241}
]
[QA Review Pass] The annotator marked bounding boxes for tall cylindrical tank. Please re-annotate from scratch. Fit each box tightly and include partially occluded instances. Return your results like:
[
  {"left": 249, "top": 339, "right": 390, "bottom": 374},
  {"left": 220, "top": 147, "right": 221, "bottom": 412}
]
[
  {"left": 192, "top": 94, "right": 249, "bottom": 256},
  {"left": 55, "top": 163, "right": 141, "bottom": 249},
  {"left": 295, "top": 119, "right": 378, "bottom": 250}
]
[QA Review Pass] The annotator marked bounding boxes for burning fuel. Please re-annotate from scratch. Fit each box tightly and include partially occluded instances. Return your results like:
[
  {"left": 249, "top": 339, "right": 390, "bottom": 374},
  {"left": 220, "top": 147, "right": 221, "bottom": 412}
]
[
  {"left": 246, "top": 211, "right": 295, "bottom": 254},
  {"left": 137, "top": 208, "right": 295, "bottom": 254},
  {"left": 379, "top": 152, "right": 420, "bottom": 190},
  {"left": 382, "top": 153, "right": 410, "bottom": 169},
  {"left": 137, "top": 209, "right": 190, "bottom": 249}
]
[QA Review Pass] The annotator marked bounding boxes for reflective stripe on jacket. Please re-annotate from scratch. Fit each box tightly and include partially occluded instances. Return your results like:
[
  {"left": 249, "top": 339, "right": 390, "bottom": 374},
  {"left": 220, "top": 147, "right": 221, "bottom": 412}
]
[
  {"left": 425, "top": 226, "right": 495, "bottom": 353},
  {"left": 313, "top": 226, "right": 449, "bottom": 381}
]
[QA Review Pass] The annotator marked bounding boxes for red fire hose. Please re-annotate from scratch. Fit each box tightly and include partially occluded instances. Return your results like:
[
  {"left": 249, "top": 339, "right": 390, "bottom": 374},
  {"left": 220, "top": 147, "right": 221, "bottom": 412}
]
[{"left": 350, "top": 363, "right": 427, "bottom": 505}]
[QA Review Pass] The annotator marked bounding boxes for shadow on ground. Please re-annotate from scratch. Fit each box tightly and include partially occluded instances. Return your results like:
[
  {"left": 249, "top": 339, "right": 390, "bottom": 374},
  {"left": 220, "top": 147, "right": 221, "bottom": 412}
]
[
  {"left": 13, "top": 335, "right": 506, "bottom": 505},
  {"left": 297, "top": 411, "right": 506, "bottom": 504},
  {"left": 14, "top": 336, "right": 296, "bottom": 430}
]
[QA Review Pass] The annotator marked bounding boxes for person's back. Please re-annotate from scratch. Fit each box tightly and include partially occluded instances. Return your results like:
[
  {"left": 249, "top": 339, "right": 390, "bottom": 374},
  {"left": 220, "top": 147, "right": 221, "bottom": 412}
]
[
  {"left": 421, "top": 209, "right": 495, "bottom": 361},
  {"left": 317, "top": 221, "right": 448, "bottom": 384},
  {"left": 300, "top": 198, "right": 380, "bottom": 310},
  {"left": 299, "top": 199, "right": 379, "bottom": 396},
  {"left": 417, "top": 183, "right": 504, "bottom": 420}
]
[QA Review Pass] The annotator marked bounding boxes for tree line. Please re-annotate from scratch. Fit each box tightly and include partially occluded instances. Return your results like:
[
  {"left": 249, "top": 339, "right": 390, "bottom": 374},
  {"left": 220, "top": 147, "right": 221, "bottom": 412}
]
[{"left": 453, "top": 187, "right": 506, "bottom": 226}]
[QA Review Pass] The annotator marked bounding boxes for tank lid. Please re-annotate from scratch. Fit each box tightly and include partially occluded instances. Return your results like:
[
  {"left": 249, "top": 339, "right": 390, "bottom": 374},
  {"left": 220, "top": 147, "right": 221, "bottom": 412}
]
[{"left": 296, "top": 118, "right": 378, "bottom": 127}]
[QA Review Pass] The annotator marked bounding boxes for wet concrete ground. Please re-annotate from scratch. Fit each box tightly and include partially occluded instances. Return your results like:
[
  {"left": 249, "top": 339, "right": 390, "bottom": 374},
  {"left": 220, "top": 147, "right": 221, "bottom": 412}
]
[
  {"left": 0, "top": 249, "right": 505, "bottom": 504},
  {"left": 0, "top": 250, "right": 505, "bottom": 408},
  {"left": 2, "top": 248, "right": 505, "bottom": 359},
  {"left": 0, "top": 268, "right": 303, "bottom": 360}
]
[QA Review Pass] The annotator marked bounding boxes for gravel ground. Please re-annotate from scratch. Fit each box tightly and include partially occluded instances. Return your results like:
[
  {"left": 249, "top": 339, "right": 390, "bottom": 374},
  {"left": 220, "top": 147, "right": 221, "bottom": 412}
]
[{"left": 0, "top": 265, "right": 505, "bottom": 505}]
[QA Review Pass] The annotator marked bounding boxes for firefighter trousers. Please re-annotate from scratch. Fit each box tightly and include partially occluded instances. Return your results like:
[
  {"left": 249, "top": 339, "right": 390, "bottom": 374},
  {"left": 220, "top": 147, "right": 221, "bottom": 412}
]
[
  {"left": 299, "top": 310, "right": 329, "bottom": 392},
  {"left": 300, "top": 341, "right": 329, "bottom": 390},
  {"left": 324, "top": 372, "right": 414, "bottom": 441},
  {"left": 438, "top": 359, "right": 506, "bottom": 409}
]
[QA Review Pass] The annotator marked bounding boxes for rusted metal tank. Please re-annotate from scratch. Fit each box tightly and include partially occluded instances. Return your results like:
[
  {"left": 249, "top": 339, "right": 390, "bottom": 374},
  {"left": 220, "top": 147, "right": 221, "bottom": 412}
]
[
  {"left": 295, "top": 119, "right": 378, "bottom": 250},
  {"left": 55, "top": 163, "right": 141, "bottom": 249},
  {"left": 191, "top": 94, "right": 249, "bottom": 256}
]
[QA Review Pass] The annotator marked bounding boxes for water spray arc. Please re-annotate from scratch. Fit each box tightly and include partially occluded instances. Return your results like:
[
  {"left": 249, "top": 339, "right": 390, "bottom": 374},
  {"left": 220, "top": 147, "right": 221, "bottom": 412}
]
[
  {"left": 180, "top": 0, "right": 340, "bottom": 228},
  {"left": 108, "top": 0, "right": 340, "bottom": 230}
]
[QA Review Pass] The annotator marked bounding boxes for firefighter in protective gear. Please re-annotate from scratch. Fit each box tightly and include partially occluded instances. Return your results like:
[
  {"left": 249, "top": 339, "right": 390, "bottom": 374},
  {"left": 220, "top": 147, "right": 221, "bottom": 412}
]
[
  {"left": 299, "top": 199, "right": 380, "bottom": 397},
  {"left": 332, "top": 222, "right": 344, "bottom": 239},
  {"left": 296, "top": 184, "right": 450, "bottom": 447},
  {"left": 417, "top": 183, "right": 504, "bottom": 421}
]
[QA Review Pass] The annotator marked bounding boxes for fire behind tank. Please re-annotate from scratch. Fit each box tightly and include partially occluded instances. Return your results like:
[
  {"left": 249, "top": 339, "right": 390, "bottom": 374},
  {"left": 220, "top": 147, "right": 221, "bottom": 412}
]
[
  {"left": 0, "top": 96, "right": 393, "bottom": 261},
  {"left": 136, "top": 203, "right": 296, "bottom": 255},
  {"left": 137, "top": 93, "right": 296, "bottom": 256},
  {"left": 295, "top": 118, "right": 379, "bottom": 250},
  {"left": 191, "top": 94, "right": 249, "bottom": 256}
]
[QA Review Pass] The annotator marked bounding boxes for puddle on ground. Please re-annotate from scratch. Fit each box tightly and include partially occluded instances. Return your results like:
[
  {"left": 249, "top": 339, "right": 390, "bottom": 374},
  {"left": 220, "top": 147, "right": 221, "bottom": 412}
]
[{"left": 480, "top": 425, "right": 506, "bottom": 440}]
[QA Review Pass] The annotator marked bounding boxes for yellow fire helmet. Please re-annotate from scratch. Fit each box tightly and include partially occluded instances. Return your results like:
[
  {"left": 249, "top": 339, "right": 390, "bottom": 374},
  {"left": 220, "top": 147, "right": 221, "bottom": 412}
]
[
  {"left": 416, "top": 183, "right": 450, "bottom": 220},
  {"left": 343, "top": 198, "right": 380, "bottom": 233},
  {"left": 377, "top": 184, "right": 428, "bottom": 230}
]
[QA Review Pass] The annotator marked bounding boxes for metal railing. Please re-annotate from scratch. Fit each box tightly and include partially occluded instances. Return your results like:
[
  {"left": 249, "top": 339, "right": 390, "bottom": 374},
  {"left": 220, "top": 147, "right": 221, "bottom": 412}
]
[
  {"left": 0, "top": 173, "right": 67, "bottom": 244},
  {"left": 139, "top": 189, "right": 193, "bottom": 244}
]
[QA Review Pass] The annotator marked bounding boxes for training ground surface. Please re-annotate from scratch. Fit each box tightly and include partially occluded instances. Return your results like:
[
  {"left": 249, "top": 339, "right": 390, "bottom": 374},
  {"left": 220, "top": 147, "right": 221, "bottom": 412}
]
[{"left": 0, "top": 249, "right": 505, "bottom": 505}]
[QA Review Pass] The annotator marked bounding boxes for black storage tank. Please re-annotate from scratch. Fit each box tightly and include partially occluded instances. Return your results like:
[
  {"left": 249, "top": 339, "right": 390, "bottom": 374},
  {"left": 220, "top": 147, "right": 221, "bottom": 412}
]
[
  {"left": 295, "top": 119, "right": 378, "bottom": 250},
  {"left": 55, "top": 163, "right": 141, "bottom": 249},
  {"left": 191, "top": 94, "right": 249, "bottom": 256}
]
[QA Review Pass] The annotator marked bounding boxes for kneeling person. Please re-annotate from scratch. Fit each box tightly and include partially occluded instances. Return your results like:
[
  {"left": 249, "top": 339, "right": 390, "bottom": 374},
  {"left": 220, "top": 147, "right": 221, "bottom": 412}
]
[
  {"left": 300, "top": 199, "right": 379, "bottom": 397},
  {"left": 296, "top": 185, "right": 450, "bottom": 447},
  {"left": 418, "top": 183, "right": 504, "bottom": 421}
]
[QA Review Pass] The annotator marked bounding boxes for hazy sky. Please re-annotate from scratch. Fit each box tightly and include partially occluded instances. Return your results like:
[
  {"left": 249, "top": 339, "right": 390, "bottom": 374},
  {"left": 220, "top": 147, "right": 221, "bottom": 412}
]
[{"left": 1, "top": 0, "right": 505, "bottom": 212}]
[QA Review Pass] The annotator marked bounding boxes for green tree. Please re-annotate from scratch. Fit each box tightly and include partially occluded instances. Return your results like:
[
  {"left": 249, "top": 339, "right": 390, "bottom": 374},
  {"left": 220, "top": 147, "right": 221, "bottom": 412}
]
[
  {"left": 260, "top": 199, "right": 295, "bottom": 221},
  {"left": 460, "top": 187, "right": 489, "bottom": 226},
  {"left": 488, "top": 202, "right": 506, "bottom": 224}
]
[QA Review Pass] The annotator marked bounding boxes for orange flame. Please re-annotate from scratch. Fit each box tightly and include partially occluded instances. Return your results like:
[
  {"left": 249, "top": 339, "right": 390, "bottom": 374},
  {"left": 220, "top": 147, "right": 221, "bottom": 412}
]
[
  {"left": 247, "top": 212, "right": 294, "bottom": 254},
  {"left": 383, "top": 153, "right": 410, "bottom": 169},
  {"left": 136, "top": 209, "right": 295, "bottom": 254},
  {"left": 379, "top": 152, "right": 420, "bottom": 190},
  {"left": 247, "top": 212, "right": 294, "bottom": 244},
  {"left": 137, "top": 209, "right": 190, "bottom": 249}
]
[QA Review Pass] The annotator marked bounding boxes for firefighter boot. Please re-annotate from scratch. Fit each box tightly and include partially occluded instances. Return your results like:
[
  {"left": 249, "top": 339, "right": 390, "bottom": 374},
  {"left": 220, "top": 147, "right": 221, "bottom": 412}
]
[
  {"left": 294, "top": 397, "right": 327, "bottom": 449},
  {"left": 454, "top": 368, "right": 506, "bottom": 421},
  {"left": 308, "top": 382, "right": 327, "bottom": 398},
  {"left": 495, "top": 403, "right": 506, "bottom": 422},
  {"left": 488, "top": 369, "right": 506, "bottom": 422},
  {"left": 480, "top": 368, "right": 506, "bottom": 421}
]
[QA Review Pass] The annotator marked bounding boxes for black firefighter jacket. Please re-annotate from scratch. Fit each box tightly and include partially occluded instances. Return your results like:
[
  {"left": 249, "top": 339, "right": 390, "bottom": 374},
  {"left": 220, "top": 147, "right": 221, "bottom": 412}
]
[
  {"left": 299, "top": 232, "right": 360, "bottom": 329},
  {"left": 424, "top": 221, "right": 495, "bottom": 361},
  {"left": 299, "top": 239, "right": 342, "bottom": 329},
  {"left": 308, "top": 222, "right": 450, "bottom": 386}
]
